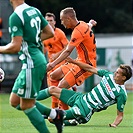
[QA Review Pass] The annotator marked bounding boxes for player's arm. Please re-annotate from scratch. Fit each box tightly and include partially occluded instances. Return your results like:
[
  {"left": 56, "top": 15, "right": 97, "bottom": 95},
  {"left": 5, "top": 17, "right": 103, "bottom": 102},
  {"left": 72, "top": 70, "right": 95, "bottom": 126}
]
[
  {"left": 51, "top": 45, "right": 67, "bottom": 61},
  {"left": 109, "top": 110, "right": 123, "bottom": 128},
  {"left": 0, "top": 36, "right": 22, "bottom": 54},
  {"left": 41, "top": 23, "right": 54, "bottom": 41},
  {"left": 47, "top": 45, "right": 74, "bottom": 72},
  {"left": 66, "top": 57, "right": 98, "bottom": 74}
]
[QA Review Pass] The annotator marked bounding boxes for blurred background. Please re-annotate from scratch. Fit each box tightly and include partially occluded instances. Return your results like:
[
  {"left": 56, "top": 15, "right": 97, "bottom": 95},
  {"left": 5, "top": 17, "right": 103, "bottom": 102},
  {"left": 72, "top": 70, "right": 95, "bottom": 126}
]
[{"left": 0, "top": 0, "right": 132, "bottom": 93}]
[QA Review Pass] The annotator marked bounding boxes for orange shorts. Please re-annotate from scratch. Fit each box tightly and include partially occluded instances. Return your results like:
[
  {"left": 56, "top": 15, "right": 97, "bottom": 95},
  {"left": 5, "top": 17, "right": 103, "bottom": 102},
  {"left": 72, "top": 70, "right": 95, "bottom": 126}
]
[{"left": 61, "top": 62, "right": 93, "bottom": 87}]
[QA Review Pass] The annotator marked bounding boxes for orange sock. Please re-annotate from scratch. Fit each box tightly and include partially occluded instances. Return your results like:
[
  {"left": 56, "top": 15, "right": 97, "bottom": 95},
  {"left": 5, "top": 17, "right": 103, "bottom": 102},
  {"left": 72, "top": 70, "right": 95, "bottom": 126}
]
[
  {"left": 51, "top": 96, "right": 59, "bottom": 108},
  {"left": 48, "top": 78, "right": 59, "bottom": 108},
  {"left": 58, "top": 100, "right": 69, "bottom": 110}
]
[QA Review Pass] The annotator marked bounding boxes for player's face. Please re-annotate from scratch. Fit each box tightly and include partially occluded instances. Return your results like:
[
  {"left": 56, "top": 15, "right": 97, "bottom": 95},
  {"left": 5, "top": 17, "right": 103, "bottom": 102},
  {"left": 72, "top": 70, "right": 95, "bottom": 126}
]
[
  {"left": 113, "top": 68, "right": 125, "bottom": 84},
  {"left": 45, "top": 16, "right": 56, "bottom": 29},
  {"left": 60, "top": 12, "right": 71, "bottom": 29}
]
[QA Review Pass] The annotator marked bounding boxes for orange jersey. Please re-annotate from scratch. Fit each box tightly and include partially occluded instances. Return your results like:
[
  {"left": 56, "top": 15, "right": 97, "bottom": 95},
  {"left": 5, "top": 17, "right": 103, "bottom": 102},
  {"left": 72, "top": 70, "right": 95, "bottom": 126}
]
[
  {"left": 43, "top": 27, "right": 68, "bottom": 62},
  {"left": 69, "top": 21, "right": 96, "bottom": 66}
]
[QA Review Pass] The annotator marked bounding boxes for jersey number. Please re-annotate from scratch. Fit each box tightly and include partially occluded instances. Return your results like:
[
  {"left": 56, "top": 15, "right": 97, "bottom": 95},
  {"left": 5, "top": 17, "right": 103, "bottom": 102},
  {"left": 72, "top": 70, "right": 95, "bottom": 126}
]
[{"left": 30, "top": 17, "right": 41, "bottom": 45}]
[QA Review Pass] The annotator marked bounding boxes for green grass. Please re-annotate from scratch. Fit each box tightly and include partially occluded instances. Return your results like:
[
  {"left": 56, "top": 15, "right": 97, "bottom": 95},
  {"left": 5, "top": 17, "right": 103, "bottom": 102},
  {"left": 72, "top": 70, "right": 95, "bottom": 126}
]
[{"left": 0, "top": 92, "right": 133, "bottom": 133}]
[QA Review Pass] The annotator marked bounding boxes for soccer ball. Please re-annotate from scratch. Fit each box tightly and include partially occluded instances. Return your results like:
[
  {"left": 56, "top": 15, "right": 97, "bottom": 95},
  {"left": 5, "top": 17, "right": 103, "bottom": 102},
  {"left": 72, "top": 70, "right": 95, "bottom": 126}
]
[{"left": 0, "top": 68, "right": 5, "bottom": 82}]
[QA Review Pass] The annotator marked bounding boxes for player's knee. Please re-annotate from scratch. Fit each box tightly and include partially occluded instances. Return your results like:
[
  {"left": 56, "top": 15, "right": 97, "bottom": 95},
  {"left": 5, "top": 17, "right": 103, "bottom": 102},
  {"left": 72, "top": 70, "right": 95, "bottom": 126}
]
[
  {"left": 20, "top": 103, "right": 35, "bottom": 110},
  {"left": 9, "top": 92, "right": 20, "bottom": 108},
  {"left": 50, "top": 71, "right": 63, "bottom": 80},
  {"left": 58, "top": 80, "right": 70, "bottom": 89},
  {"left": 9, "top": 99, "right": 19, "bottom": 108},
  {"left": 20, "top": 105, "right": 27, "bottom": 110},
  {"left": 50, "top": 72, "right": 57, "bottom": 80}
]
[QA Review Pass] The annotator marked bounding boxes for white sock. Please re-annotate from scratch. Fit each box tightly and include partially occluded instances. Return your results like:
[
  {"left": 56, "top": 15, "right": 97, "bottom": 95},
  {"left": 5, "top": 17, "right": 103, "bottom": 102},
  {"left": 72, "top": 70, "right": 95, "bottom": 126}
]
[{"left": 49, "top": 109, "right": 56, "bottom": 119}]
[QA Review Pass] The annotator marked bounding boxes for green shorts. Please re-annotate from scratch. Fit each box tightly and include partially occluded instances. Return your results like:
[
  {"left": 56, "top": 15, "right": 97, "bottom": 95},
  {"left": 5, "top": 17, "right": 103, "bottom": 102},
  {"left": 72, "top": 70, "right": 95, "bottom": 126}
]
[
  {"left": 12, "top": 65, "right": 46, "bottom": 99},
  {"left": 60, "top": 89, "right": 93, "bottom": 124}
]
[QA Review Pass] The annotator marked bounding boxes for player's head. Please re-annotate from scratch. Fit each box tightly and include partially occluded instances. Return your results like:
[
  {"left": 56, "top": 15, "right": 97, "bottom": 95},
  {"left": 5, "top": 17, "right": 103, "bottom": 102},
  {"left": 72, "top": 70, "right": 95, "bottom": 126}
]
[
  {"left": 119, "top": 64, "right": 132, "bottom": 81},
  {"left": 114, "top": 64, "right": 132, "bottom": 84},
  {"left": 60, "top": 7, "right": 77, "bottom": 29},
  {"left": 45, "top": 12, "right": 56, "bottom": 29}
]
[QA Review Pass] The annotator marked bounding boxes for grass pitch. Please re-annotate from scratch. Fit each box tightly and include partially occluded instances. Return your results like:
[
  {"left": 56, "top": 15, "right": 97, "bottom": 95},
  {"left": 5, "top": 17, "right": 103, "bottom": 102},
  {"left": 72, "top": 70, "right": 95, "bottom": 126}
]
[{"left": 0, "top": 92, "right": 133, "bottom": 133}]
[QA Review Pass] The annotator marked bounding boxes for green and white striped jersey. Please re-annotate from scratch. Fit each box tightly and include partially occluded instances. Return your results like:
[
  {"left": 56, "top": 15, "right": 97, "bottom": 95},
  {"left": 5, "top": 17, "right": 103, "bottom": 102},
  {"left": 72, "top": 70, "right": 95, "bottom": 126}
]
[
  {"left": 9, "top": 3, "right": 48, "bottom": 69},
  {"left": 83, "top": 69, "right": 127, "bottom": 112}
]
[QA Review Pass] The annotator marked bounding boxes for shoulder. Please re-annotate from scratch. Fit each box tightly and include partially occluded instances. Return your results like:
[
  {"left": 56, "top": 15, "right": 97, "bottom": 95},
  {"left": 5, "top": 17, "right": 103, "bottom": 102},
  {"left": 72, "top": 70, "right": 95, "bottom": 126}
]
[
  {"left": 73, "top": 21, "right": 90, "bottom": 36},
  {"left": 55, "top": 28, "right": 65, "bottom": 33},
  {"left": 9, "top": 12, "right": 22, "bottom": 25},
  {"left": 76, "top": 21, "right": 88, "bottom": 29},
  {"left": 55, "top": 28, "right": 66, "bottom": 36},
  {"left": 97, "top": 69, "right": 111, "bottom": 77},
  {"left": 9, "top": 12, "right": 17, "bottom": 20}
]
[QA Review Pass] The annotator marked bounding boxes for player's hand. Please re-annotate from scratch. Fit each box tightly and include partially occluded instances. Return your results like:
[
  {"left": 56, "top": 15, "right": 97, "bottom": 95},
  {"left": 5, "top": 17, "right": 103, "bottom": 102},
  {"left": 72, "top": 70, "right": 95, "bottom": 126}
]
[
  {"left": 89, "top": 19, "right": 97, "bottom": 27},
  {"left": 109, "top": 124, "right": 116, "bottom": 128},
  {"left": 47, "top": 63, "right": 54, "bottom": 72}
]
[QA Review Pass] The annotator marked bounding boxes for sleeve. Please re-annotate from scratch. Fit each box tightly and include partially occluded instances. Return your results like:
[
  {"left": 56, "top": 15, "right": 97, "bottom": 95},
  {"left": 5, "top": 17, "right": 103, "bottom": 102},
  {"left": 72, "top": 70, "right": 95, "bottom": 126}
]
[
  {"left": 35, "top": 8, "right": 48, "bottom": 29},
  {"left": 97, "top": 69, "right": 109, "bottom": 77},
  {"left": 35, "top": 8, "right": 48, "bottom": 30},
  {"left": 69, "top": 28, "right": 84, "bottom": 47},
  {"left": 40, "top": 15, "right": 48, "bottom": 29},
  {"left": 9, "top": 14, "right": 23, "bottom": 37},
  {"left": 116, "top": 93, "right": 127, "bottom": 112}
]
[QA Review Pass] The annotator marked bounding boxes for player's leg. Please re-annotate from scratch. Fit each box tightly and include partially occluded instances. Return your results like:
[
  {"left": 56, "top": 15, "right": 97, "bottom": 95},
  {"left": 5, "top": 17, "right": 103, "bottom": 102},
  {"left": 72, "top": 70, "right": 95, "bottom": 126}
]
[
  {"left": 50, "top": 66, "right": 65, "bottom": 81},
  {"left": 35, "top": 100, "right": 65, "bottom": 130},
  {"left": 48, "top": 75, "right": 59, "bottom": 109},
  {"left": 10, "top": 66, "right": 50, "bottom": 133},
  {"left": 50, "top": 65, "right": 71, "bottom": 109},
  {"left": 57, "top": 88, "right": 81, "bottom": 125},
  {"left": 36, "top": 70, "right": 60, "bottom": 108},
  {"left": 58, "top": 86, "right": 77, "bottom": 110},
  {"left": 24, "top": 66, "right": 51, "bottom": 133},
  {"left": 21, "top": 98, "right": 50, "bottom": 133},
  {"left": 55, "top": 63, "right": 78, "bottom": 88},
  {"left": 10, "top": 92, "right": 21, "bottom": 110}
]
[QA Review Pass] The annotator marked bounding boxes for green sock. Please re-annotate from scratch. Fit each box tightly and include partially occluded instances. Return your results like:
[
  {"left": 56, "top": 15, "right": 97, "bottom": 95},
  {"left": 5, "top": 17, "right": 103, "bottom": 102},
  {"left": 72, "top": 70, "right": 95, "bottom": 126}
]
[
  {"left": 65, "top": 109, "right": 75, "bottom": 120},
  {"left": 24, "top": 106, "right": 50, "bottom": 133},
  {"left": 35, "top": 101, "right": 51, "bottom": 116},
  {"left": 36, "top": 88, "right": 51, "bottom": 100},
  {"left": 16, "top": 104, "right": 22, "bottom": 110}
]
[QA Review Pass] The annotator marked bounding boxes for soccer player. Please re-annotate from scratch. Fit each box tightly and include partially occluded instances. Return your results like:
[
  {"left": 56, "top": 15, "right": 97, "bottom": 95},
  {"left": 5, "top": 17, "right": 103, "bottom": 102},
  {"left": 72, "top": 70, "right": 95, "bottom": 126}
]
[
  {"left": 41, "top": 60, "right": 132, "bottom": 131},
  {"left": 0, "top": 0, "right": 57, "bottom": 132},
  {"left": 37, "top": 12, "right": 97, "bottom": 110},
  {"left": 47, "top": 7, "right": 97, "bottom": 90}
]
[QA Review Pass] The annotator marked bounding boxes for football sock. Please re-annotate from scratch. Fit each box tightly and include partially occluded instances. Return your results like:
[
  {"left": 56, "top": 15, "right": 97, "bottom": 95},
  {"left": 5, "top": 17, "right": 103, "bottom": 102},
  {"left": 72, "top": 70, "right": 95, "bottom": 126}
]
[
  {"left": 58, "top": 100, "right": 69, "bottom": 110},
  {"left": 36, "top": 88, "right": 51, "bottom": 100},
  {"left": 51, "top": 102, "right": 59, "bottom": 109},
  {"left": 16, "top": 104, "right": 22, "bottom": 110},
  {"left": 35, "top": 101, "right": 51, "bottom": 116},
  {"left": 49, "top": 109, "right": 56, "bottom": 119},
  {"left": 64, "top": 109, "right": 75, "bottom": 120},
  {"left": 51, "top": 96, "right": 59, "bottom": 108},
  {"left": 24, "top": 106, "right": 50, "bottom": 133}
]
